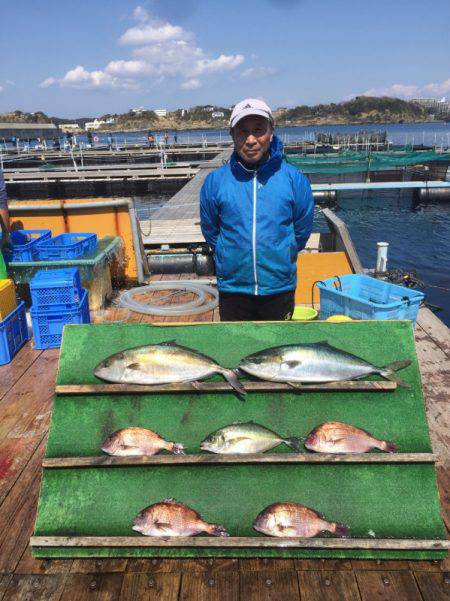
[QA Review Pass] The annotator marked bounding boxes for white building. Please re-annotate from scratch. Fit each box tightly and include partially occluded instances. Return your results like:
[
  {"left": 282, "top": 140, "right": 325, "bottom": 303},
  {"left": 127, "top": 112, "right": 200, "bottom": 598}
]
[
  {"left": 131, "top": 107, "right": 146, "bottom": 114},
  {"left": 154, "top": 109, "right": 167, "bottom": 118},
  {"left": 85, "top": 118, "right": 115, "bottom": 130},
  {"left": 411, "top": 97, "right": 450, "bottom": 114},
  {"left": 85, "top": 119, "right": 105, "bottom": 130},
  {"left": 61, "top": 123, "right": 79, "bottom": 131},
  {"left": 211, "top": 111, "right": 225, "bottom": 118}
]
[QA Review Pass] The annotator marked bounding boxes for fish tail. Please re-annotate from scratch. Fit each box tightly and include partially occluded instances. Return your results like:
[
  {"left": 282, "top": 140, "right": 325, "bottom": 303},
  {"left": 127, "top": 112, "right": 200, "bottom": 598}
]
[
  {"left": 220, "top": 368, "right": 247, "bottom": 397},
  {"left": 333, "top": 522, "right": 350, "bottom": 537},
  {"left": 284, "top": 437, "right": 304, "bottom": 452},
  {"left": 379, "top": 359, "right": 411, "bottom": 388},
  {"left": 380, "top": 440, "right": 399, "bottom": 453},
  {"left": 208, "top": 523, "right": 230, "bottom": 537},
  {"left": 171, "top": 442, "right": 185, "bottom": 455}
]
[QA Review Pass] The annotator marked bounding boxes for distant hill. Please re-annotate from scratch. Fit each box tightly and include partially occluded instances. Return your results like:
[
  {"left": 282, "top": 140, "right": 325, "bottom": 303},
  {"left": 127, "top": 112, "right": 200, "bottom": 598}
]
[
  {"left": 278, "top": 96, "right": 428, "bottom": 125},
  {"left": 0, "top": 98, "right": 437, "bottom": 131}
]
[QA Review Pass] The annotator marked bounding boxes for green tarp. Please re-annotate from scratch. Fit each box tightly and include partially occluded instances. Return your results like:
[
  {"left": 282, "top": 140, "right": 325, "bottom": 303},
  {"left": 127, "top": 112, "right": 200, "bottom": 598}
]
[
  {"left": 287, "top": 149, "right": 450, "bottom": 174},
  {"left": 33, "top": 321, "right": 447, "bottom": 559}
]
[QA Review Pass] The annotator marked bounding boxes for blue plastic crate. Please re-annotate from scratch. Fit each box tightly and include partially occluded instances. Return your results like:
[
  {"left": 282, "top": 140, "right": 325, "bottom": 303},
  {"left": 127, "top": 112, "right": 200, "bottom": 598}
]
[
  {"left": 36, "top": 233, "right": 97, "bottom": 261},
  {"left": 2, "top": 229, "right": 51, "bottom": 262},
  {"left": 316, "top": 274, "right": 424, "bottom": 326},
  {"left": 31, "top": 289, "right": 90, "bottom": 349},
  {"left": 0, "top": 301, "right": 30, "bottom": 364},
  {"left": 30, "top": 268, "right": 84, "bottom": 311}
]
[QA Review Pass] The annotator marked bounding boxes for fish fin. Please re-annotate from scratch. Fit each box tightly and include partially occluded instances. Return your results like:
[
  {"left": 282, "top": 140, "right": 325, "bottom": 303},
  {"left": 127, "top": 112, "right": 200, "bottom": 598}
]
[
  {"left": 379, "top": 360, "right": 411, "bottom": 388},
  {"left": 162, "top": 340, "right": 177, "bottom": 346},
  {"left": 126, "top": 363, "right": 141, "bottom": 371},
  {"left": 162, "top": 497, "right": 178, "bottom": 504},
  {"left": 333, "top": 522, "right": 350, "bottom": 537},
  {"left": 381, "top": 440, "right": 399, "bottom": 453},
  {"left": 172, "top": 443, "right": 185, "bottom": 455},
  {"left": 154, "top": 521, "right": 172, "bottom": 533},
  {"left": 285, "top": 437, "right": 303, "bottom": 452},
  {"left": 287, "top": 382, "right": 303, "bottom": 390},
  {"left": 209, "top": 524, "right": 230, "bottom": 537},
  {"left": 379, "top": 371, "right": 410, "bottom": 388},
  {"left": 383, "top": 359, "right": 411, "bottom": 372},
  {"left": 220, "top": 369, "right": 247, "bottom": 398}
]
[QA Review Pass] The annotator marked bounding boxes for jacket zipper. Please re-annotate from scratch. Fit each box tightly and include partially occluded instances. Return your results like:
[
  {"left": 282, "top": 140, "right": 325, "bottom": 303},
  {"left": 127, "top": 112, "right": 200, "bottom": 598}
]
[{"left": 252, "top": 172, "right": 258, "bottom": 295}]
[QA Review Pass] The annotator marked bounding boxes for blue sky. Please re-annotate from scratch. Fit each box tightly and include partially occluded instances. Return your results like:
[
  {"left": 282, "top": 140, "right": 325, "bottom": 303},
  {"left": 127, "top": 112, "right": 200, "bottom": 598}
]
[{"left": 0, "top": 0, "right": 449, "bottom": 117}]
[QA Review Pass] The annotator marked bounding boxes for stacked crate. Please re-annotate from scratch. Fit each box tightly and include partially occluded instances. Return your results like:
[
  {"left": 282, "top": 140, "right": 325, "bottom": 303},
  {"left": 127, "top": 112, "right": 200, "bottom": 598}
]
[
  {"left": 0, "top": 278, "right": 29, "bottom": 365},
  {"left": 30, "top": 268, "right": 90, "bottom": 349}
]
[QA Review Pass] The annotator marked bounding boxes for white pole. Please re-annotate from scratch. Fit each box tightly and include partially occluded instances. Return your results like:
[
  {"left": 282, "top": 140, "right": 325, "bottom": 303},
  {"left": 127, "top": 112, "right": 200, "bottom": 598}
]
[{"left": 376, "top": 242, "right": 389, "bottom": 274}]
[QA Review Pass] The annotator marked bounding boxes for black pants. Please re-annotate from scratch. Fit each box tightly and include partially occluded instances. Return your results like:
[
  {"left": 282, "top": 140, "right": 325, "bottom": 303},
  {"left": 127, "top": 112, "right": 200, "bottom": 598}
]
[{"left": 219, "top": 290, "right": 295, "bottom": 321}]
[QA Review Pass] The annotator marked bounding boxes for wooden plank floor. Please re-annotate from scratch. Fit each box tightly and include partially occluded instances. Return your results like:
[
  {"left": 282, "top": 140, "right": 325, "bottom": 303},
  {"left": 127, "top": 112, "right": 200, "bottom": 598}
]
[{"left": 0, "top": 280, "right": 448, "bottom": 600}]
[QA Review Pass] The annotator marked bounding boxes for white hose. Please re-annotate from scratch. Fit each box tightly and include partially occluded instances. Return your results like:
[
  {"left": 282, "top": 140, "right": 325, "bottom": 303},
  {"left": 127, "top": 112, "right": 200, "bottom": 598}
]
[{"left": 119, "top": 280, "right": 218, "bottom": 316}]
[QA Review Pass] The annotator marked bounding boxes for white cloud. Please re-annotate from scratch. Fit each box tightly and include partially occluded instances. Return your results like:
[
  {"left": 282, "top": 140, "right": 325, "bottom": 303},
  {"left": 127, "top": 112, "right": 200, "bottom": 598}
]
[
  {"left": 120, "top": 23, "right": 187, "bottom": 45},
  {"left": 5, "top": 80, "right": 15, "bottom": 86},
  {"left": 0, "top": 86, "right": 3, "bottom": 93},
  {"left": 40, "top": 6, "right": 245, "bottom": 92},
  {"left": 132, "top": 5, "right": 149, "bottom": 23},
  {"left": 181, "top": 78, "right": 200, "bottom": 90},
  {"left": 39, "top": 77, "right": 57, "bottom": 88},
  {"left": 347, "top": 78, "right": 450, "bottom": 100},
  {"left": 241, "top": 66, "right": 277, "bottom": 79}
]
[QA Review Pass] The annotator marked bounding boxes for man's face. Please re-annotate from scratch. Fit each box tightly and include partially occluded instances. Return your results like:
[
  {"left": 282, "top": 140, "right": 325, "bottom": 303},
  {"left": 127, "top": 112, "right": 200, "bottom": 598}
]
[{"left": 231, "top": 115, "right": 273, "bottom": 165}]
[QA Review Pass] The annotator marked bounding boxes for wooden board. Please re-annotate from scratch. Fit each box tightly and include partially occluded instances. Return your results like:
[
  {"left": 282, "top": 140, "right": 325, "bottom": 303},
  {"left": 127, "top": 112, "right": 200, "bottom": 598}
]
[
  {"left": 42, "top": 453, "right": 436, "bottom": 469},
  {"left": 55, "top": 380, "right": 397, "bottom": 395},
  {"left": 30, "top": 536, "right": 450, "bottom": 550}
]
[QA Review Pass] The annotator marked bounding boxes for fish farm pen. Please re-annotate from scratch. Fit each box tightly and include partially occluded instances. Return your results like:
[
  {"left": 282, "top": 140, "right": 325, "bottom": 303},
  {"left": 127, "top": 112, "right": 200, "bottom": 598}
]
[{"left": 0, "top": 137, "right": 448, "bottom": 600}]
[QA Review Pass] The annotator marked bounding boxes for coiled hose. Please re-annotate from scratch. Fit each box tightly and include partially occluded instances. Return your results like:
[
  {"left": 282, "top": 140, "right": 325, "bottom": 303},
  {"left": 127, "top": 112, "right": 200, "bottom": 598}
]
[{"left": 119, "top": 280, "right": 218, "bottom": 316}]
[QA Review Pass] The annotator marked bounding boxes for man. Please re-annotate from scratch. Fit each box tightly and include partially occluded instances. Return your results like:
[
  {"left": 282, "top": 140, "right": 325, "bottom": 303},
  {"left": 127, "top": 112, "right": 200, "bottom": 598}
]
[{"left": 200, "top": 98, "right": 314, "bottom": 321}]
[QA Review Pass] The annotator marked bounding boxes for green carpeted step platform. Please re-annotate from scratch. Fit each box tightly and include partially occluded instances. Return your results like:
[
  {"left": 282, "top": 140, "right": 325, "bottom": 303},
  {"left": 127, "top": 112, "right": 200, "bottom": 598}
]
[{"left": 32, "top": 321, "right": 447, "bottom": 559}]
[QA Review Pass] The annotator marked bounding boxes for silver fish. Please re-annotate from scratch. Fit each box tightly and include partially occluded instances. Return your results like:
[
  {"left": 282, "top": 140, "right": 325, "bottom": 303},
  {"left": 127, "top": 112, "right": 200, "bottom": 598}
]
[
  {"left": 200, "top": 422, "right": 301, "bottom": 454},
  {"left": 239, "top": 342, "right": 411, "bottom": 387},
  {"left": 94, "top": 340, "right": 245, "bottom": 395}
]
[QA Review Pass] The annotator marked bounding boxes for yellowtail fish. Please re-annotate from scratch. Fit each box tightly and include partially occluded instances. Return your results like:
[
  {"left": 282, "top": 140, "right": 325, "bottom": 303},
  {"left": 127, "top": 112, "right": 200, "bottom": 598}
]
[
  {"left": 94, "top": 340, "right": 245, "bottom": 395},
  {"left": 239, "top": 342, "right": 411, "bottom": 387},
  {"left": 132, "top": 498, "right": 229, "bottom": 537},
  {"left": 200, "top": 422, "right": 302, "bottom": 454}
]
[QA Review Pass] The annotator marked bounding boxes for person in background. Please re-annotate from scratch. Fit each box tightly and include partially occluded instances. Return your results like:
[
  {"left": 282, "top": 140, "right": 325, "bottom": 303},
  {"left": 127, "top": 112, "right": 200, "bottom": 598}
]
[
  {"left": 107, "top": 133, "right": 114, "bottom": 150},
  {"left": 87, "top": 130, "right": 93, "bottom": 146},
  {"left": 66, "top": 131, "right": 73, "bottom": 147},
  {"left": 200, "top": 98, "right": 314, "bottom": 321},
  {"left": 53, "top": 137, "right": 60, "bottom": 151},
  {"left": 164, "top": 131, "right": 169, "bottom": 145},
  {"left": 174, "top": 134, "right": 178, "bottom": 144},
  {"left": 0, "top": 167, "right": 10, "bottom": 244},
  {"left": 147, "top": 131, "right": 155, "bottom": 147}
]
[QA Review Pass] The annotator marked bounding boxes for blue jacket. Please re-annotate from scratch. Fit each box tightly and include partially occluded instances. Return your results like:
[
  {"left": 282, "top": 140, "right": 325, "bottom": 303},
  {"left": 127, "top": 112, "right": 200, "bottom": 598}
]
[{"left": 200, "top": 136, "right": 314, "bottom": 295}]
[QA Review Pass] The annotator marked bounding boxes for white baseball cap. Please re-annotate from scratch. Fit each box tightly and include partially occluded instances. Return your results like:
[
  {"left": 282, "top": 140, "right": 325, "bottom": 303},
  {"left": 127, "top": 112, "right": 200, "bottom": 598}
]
[{"left": 230, "top": 98, "right": 273, "bottom": 128}]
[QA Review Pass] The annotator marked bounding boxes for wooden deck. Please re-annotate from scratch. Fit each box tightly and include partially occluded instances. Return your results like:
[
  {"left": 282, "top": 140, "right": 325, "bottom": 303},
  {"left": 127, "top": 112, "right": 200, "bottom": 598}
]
[{"left": 0, "top": 276, "right": 448, "bottom": 600}]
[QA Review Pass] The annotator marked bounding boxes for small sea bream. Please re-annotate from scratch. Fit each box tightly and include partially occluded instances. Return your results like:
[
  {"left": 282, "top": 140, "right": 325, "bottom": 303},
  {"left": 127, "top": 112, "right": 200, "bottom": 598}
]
[
  {"left": 94, "top": 340, "right": 245, "bottom": 395},
  {"left": 101, "top": 427, "right": 184, "bottom": 456},
  {"left": 239, "top": 342, "right": 410, "bottom": 387},
  {"left": 304, "top": 422, "right": 399, "bottom": 454},
  {"left": 253, "top": 502, "right": 349, "bottom": 538},
  {"left": 200, "top": 422, "right": 301, "bottom": 454},
  {"left": 132, "top": 498, "right": 229, "bottom": 537}
]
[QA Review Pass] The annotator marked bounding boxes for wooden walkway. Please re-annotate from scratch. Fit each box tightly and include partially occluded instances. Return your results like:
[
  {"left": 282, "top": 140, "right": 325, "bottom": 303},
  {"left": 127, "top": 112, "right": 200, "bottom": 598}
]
[{"left": 0, "top": 275, "right": 448, "bottom": 600}]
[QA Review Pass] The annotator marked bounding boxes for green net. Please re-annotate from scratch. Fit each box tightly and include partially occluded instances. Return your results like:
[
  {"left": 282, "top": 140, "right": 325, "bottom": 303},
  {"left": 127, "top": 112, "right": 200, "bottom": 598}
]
[{"left": 286, "top": 149, "right": 450, "bottom": 174}]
